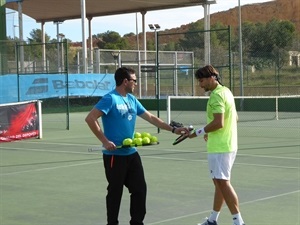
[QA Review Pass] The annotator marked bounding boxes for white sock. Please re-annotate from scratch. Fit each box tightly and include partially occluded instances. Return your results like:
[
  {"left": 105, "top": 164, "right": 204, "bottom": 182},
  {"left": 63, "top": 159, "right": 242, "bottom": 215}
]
[
  {"left": 208, "top": 210, "right": 220, "bottom": 222},
  {"left": 232, "top": 212, "right": 244, "bottom": 225}
]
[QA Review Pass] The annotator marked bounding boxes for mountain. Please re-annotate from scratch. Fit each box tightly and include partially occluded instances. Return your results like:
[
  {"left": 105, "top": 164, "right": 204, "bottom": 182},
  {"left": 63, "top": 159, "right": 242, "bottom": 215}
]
[
  {"left": 209, "top": 0, "right": 300, "bottom": 32},
  {"left": 142, "top": 0, "right": 299, "bottom": 40},
  {"left": 127, "top": 0, "right": 299, "bottom": 48}
]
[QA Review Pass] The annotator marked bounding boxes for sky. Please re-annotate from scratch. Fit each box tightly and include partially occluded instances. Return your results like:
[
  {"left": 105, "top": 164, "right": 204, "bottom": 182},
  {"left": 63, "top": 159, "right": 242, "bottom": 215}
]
[{"left": 5, "top": 0, "right": 274, "bottom": 42}]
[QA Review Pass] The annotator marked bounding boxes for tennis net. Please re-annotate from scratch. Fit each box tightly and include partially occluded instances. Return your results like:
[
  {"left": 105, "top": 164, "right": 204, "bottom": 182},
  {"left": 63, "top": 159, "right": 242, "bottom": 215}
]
[{"left": 167, "top": 95, "right": 300, "bottom": 126}]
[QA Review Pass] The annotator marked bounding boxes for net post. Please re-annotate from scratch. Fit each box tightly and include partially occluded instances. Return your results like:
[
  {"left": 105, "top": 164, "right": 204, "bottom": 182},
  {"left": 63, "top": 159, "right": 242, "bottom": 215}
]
[
  {"left": 167, "top": 96, "right": 171, "bottom": 125},
  {"left": 37, "top": 100, "right": 43, "bottom": 139},
  {"left": 275, "top": 97, "right": 279, "bottom": 120}
]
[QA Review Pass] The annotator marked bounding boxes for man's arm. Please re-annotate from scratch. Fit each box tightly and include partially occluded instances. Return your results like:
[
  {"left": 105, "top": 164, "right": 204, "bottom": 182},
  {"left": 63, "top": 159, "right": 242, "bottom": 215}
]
[
  {"left": 189, "top": 113, "right": 224, "bottom": 138},
  {"left": 85, "top": 108, "right": 116, "bottom": 150},
  {"left": 139, "top": 111, "right": 189, "bottom": 135}
]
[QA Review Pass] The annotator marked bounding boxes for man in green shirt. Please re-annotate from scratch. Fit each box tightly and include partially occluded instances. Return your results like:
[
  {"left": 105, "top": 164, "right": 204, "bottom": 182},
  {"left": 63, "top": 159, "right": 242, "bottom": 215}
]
[{"left": 189, "top": 65, "right": 245, "bottom": 225}]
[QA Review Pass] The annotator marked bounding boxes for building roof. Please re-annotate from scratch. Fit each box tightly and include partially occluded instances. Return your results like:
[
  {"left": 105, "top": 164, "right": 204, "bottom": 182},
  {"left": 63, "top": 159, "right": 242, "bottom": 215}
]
[{"left": 5, "top": 0, "right": 216, "bottom": 23}]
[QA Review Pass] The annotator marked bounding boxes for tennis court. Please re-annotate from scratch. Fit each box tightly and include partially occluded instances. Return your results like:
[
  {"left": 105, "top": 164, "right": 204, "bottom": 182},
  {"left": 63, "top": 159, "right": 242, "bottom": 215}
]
[{"left": 0, "top": 110, "right": 299, "bottom": 225}]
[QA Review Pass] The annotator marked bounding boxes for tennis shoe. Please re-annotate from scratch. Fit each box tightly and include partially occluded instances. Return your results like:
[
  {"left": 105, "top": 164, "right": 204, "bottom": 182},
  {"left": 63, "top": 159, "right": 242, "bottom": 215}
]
[
  {"left": 233, "top": 217, "right": 245, "bottom": 225},
  {"left": 198, "top": 218, "right": 218, "bottom": 225}
]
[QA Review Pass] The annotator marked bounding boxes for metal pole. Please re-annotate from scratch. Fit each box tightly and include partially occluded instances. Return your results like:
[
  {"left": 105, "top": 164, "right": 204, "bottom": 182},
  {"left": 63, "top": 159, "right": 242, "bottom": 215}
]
[
  {"left": 18, "top": 1, "right": 24, "bottom": 73},
  {"left": 56, "top": 22, "right": 60, "bottom": 72},
  {"left": 141, "top": 11, "right": 147, "bottom": 97},
  {"left": 41, "top": 22, "right": 46, "bottom": 72},
  {"left": 238, "top": 0, "right": 244, "bottom": 109},
  {"left": 81, "top": 0, "right": 87, "bottom": 73},
  {"left": 136, "top": 13, "right": 142, "bottom": 98},
  {"left": 155, "top": 29, "right": 160, "bottom": 133},
  {"left": 203, "top": 3, "right": 211, "bottom": 65}
]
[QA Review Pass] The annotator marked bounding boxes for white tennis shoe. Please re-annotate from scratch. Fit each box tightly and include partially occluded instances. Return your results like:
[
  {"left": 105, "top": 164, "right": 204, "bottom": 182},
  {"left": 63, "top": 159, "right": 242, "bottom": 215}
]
[{"left": 198, "top": 218, "right": 218, "bottom": 225}]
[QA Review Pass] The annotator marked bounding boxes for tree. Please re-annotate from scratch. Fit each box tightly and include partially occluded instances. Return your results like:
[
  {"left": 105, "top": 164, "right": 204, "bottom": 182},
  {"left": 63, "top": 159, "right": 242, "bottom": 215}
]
[
  {"left": 95, "top": 31, "right": 129, "bottom": 49},
  {"left": 27, "top": 29, "right": 51, "bottom": 43},
  {"left": 178, "top": 21, "right": 205, "bottom": 51},
  {"left": 244, "top": 19, "right": 296, "bottom": 70}
]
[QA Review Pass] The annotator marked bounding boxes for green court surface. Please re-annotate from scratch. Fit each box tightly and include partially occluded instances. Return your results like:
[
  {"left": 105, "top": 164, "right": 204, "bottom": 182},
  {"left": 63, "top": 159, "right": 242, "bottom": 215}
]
[{"left": 0, "top": 111, "right": 299, "bottom": 225}]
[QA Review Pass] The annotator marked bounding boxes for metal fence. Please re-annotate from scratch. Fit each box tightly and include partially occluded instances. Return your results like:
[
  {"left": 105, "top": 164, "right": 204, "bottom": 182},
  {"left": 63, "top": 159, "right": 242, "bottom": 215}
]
[
  {"left": 72, "top": 48, "right": 194, "bottom": 98},
  {"left": 1, "top": 27, "right": 299, "bottom": 98}
]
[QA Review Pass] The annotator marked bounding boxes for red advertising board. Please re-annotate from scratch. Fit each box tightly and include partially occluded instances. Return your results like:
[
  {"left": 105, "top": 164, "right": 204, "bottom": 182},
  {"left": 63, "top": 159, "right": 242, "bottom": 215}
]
[{"left": 0, "top": 102, "right": 39, "bottom": 142}]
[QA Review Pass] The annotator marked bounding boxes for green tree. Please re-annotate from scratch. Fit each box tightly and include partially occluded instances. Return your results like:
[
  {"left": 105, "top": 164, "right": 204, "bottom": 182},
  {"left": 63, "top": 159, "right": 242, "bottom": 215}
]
[
  {"left": 178, "top": 21, "right": 205, "bottom": 51},
  {"left": 244, "top": 19, "right": 295, "bottom": 69},
  {"left": 27, "top": 29, "right": 51, "bottom": 43},
  {"left": 95, "top": 31, "right": 129, "bottom": 49}
]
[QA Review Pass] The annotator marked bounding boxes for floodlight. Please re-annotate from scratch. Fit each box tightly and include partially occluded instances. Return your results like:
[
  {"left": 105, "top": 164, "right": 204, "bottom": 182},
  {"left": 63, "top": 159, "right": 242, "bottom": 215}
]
[
  {"left": 154, "top": 24, "right": 160, "bottom": 29},
  {"left": 148, "top": 24, "right": 155, "bottom": 30}
]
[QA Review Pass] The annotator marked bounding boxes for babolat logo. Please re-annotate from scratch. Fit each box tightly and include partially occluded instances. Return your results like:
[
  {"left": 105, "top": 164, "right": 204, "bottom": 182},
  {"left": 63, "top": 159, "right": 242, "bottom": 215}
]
[
  {"left": 26, "top": 77, "right": 112, "bottom": 95},
  {"left": 52, "top": 80, "right": 111, "bottom": 90},
  {"left": 26, "top": 78, "right": 48, "bottom": 95}
]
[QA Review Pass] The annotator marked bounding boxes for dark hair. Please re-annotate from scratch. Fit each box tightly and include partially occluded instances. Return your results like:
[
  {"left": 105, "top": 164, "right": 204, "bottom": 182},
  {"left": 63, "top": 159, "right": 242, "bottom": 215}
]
[
  {"left": 195, "top": 65, "right": 223, "bottom": 85},
  {"left": 114, "top": 67, "right": 136, "bottom": 86}
]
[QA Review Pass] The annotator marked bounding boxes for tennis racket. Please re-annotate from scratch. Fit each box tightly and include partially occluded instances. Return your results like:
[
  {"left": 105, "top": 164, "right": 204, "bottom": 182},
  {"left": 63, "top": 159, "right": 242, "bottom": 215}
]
[
  {"left": 170, "top": 120, "right": 194, "bottom": 145},
  {"left": 88, "top": 142, "right": 159, "bottom": 152}
]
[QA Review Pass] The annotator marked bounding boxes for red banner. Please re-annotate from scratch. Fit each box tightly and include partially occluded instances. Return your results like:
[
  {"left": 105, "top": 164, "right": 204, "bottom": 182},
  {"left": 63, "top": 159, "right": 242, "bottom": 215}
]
[{"left": 0, "top": 102, "right": 39, "bottom": 142}]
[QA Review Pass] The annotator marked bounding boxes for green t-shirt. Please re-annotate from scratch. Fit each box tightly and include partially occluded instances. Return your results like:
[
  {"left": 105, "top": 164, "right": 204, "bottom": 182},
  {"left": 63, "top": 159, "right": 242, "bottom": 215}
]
[{"left": 206, "top": 85, "right": 238, "bottom": 153}]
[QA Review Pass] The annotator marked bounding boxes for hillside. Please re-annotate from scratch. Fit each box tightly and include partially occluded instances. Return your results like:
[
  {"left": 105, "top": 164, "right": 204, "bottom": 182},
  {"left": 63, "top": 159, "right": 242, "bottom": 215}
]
[
  {"left": 209, "top": 0, "right": 300, "bottom": 32},
  {"left": 137, "top": 0, "right": 300, "bottom": 44}
]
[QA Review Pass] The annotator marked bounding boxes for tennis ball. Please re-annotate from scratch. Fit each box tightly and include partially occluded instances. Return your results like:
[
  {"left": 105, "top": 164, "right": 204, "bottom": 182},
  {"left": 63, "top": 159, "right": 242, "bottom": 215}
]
[
  {"left": 142, "top": 137, "right": 151, "bottom": 144},
  {"left": 123, "top": 138, "right": 133, "bottom": 146},
  {"left": 150, "top": 136, "right": 158, "bottom": 143},
  {"left": 132, "top": 138, "right": 139, "bottom": 144},
  {"left": 141, "top": 132, "right": 151, "bottom": 138},
  {"left": 135, "top": 137, "right": 143, "bottom": 146},
  {"left": 134, "top": 132, "right": 142, "bottom": 138}
]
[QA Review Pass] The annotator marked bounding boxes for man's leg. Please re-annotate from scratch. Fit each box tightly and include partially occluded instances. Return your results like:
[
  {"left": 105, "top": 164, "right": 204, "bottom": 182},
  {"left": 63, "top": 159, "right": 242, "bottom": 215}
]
[
  {"left": 125, "top": 153, "right": 147, "bottom": 225},
  {"left": 214, "top": 179, "right": 245, "bottom": 224},
  {"left": 212, "top": 179, "right": 225, "bottom": 212},
  {"left": 103, "top": 155, "right": 127, "bottom": 225},
  {"left": 213, "top": 179, "right": 239, "bottom": 214}
]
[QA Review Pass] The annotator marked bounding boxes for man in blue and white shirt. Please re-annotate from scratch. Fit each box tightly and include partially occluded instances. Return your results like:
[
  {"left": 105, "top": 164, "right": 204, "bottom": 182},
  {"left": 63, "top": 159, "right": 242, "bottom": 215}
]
[{"left": 85, "top": 67, "right": 188, "bottom": 225}]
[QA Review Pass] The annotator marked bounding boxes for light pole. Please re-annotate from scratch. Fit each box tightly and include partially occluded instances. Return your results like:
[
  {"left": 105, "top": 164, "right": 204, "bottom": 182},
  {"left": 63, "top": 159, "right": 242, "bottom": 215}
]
[
  {"left": 54, "top": 21, "right": 63, "bottom": 72},
  {"left": 111, "top": 51, "right": 120, "bottom": 71},
  {"left": 148, "top": 24, "right": 160, "bottom": 132},
  {"left": 148, "top": 24, "right": 160, "bottom": 98},
  {"left": 58, "top": 33, "right": 65, "bottom": 72},
  {"left": 238, "top": 0, "right": 244, "bottom": 110}
]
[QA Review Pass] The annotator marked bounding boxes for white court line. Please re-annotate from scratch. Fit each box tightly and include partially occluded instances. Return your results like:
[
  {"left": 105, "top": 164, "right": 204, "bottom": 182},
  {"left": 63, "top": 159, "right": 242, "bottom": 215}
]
[
  {"left": 0, "top": 146, "right": 97, "bottom": 155},
  {"left": 1, "top": 146, "right": 298, "bottom": 173},
  {"left": 0, "top": 160, "right": 101, "bottom": 176},
  {"left": 147, "top": 190, "right": 300, "bottom": 225},
  {"left": 143, "top": 155, "right": 299, "bottom": 169},
  {"left": 2, "top": 140, "right": 299, "bottom": 160},
  {"left": 1, "top": 146, "right": 299, "bottom": 224},
  {"left": 1, "top": 145, "right": 298, "bottom": 169}
]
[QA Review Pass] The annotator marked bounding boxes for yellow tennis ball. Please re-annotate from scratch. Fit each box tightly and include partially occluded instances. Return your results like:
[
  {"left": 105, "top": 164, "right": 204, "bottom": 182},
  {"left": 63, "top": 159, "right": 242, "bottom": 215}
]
[
  {"left": 134, "top": 132, "right": 142, "bottom": 138},
  {"left": 133, "top": 137, "right": 143, "bottom": 146},
  {"left": 141, "top": 132, "right": 151, "bottom": 138},
  {"left": 123, "top": 138, "right": 132, "bottom": 146},
  {"left": 142, "top": 137, "right": 151, "bottom": 144},
  {"left": 150, "top": 136, "right": 158, "bottom": 143}
]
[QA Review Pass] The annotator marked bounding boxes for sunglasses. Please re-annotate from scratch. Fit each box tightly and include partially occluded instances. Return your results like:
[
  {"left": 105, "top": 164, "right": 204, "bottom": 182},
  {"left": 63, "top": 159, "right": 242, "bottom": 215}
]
[{"left": 127, "top": 78, "right": 137, "bottom": 84}]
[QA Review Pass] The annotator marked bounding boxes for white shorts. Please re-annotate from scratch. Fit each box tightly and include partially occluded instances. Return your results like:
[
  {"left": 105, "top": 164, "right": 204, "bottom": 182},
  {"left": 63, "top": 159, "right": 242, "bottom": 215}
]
[{"left": 207, "top": 151, "right": 237, "bottom": 180}]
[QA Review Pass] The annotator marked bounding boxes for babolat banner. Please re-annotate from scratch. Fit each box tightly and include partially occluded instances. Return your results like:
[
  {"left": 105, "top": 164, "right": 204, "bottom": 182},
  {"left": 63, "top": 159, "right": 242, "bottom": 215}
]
[
  {"left": 0, "top": 101, "right": 40, "bottom": 142},
  {"left": 0, "top": 73, "right": 116, "bottom": 104}
]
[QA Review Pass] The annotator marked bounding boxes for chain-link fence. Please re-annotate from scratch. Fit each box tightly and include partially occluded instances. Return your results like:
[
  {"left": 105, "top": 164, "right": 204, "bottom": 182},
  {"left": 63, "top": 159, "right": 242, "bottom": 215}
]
[
  {"left": 0, "top": 40, "right": 70, "bottom": 129},
  {"left": 157, "top": 27, "right": 231, "bottom": 97},
  {"left": 232, "top": 26, "right": 300, "bottom": 96},
  {"left": 72, "top": 49, "right": 194, "bottom": 98},
  {"left": 1, "top": 25, "right": 299, "bottom": 98}
]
